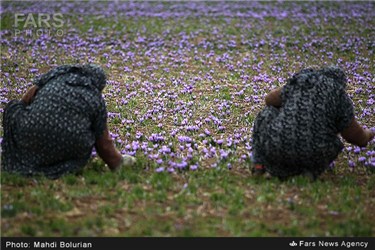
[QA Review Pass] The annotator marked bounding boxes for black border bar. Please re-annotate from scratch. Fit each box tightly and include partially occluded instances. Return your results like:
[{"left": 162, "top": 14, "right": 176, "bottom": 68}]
[{"left": 1, "top": 237, "right": 374, "bottom": 250}]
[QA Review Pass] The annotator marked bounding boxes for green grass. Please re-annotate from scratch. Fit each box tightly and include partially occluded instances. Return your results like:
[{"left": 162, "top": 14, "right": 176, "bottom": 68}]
[{"left": 1, "top": 162, "right": 374, "bottom": 236}]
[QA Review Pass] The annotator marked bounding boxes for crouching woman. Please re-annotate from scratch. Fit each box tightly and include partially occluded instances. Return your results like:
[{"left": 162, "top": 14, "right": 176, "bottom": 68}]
[
  {"left": 251, "top": 66, "right": 374, "bottom": 180},
  {"left": 1, "top": 64, "right": 135, "bottom": 179}
]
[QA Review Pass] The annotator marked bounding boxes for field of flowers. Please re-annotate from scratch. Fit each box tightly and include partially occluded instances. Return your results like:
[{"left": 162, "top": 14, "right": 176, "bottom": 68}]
[{"left": 1, "top": 1, "right": 375, "bottom": 236}]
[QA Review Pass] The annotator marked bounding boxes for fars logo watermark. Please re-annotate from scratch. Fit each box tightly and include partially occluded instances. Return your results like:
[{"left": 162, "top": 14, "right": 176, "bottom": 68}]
[{"left": 14, "top": 13, "right": 64, "bottom": 37}]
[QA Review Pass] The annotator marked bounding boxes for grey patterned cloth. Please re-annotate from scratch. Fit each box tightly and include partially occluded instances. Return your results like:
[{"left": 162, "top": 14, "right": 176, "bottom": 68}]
[
  {"left": 1, "top": 64, "right": 108, "bottom": 179},
  {"left": 252, "top": 66, "right": 354, "bottom": 178}
]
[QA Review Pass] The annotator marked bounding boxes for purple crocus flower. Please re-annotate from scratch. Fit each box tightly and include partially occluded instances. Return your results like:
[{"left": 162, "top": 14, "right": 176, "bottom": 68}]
[
  {"left": 348, "top": 160, "right": 355, "bottom": 168},
  {"left": 148, "top": 133, "right": 164, "bottom": 143},
  {"left": 159, "top": 145, "right": 171, "bottom": 154},
  {"left": 178, "top": 136, "right": 193, "bottom": 143},
  {"left": 190, "top": 165, "right": 198, "bottom": 170},
  {"left": 176, "top": 161, "right": 188, "bottom": 169},
  {"left": 156, "top": 167, "right": 165, "bottom": 173},
  {"left": 216, "top": 139, "right": 224, "bottom": 145},
  {"left": 167, "top": 167, "right": 175, "bottom": 173},
  {"left": 358, "top": 157, "right": 366, "bottom": 162}
]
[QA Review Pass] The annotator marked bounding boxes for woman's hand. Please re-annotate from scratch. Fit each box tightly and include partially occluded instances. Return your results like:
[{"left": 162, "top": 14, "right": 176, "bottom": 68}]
[
  {"left": 341, "top": 119, "right": 374, "bottom": 147},
  {"left": 265, "top": 86, "right": 283, "bottom": 108},
  {"left": 21, "top": 85, "right": 39, "bottom": 105}
]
